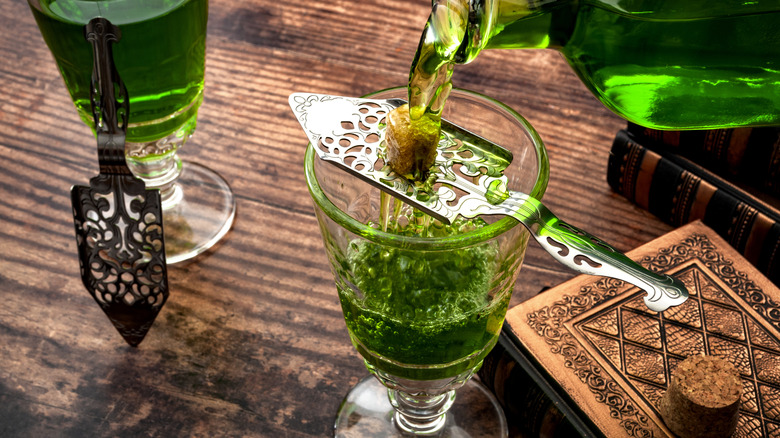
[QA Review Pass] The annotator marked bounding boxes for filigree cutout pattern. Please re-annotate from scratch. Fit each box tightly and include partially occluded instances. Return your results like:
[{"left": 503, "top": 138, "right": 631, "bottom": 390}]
[
  {"left": 72, "top": 173, "right": 168, "bottom": 346},
  {"left": 289, "top": 93, "right": 515, "bottom": 223}
]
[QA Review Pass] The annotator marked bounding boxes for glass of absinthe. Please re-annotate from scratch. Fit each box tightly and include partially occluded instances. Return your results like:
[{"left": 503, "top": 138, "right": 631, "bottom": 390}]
[
  {"left": 305, "top": 87, "right": 549, "bottom": 437},
  {"left": 27, "top": 0, "right": 235, "bottom": 263}
]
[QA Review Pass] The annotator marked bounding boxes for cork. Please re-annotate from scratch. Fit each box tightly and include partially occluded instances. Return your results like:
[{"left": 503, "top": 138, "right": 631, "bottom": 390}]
[
  {"left": 385, "top": 104, "right": 439, "bottom": 177},
  {"left": 659, "top": 355, "right": 741, "bottom": 438}
]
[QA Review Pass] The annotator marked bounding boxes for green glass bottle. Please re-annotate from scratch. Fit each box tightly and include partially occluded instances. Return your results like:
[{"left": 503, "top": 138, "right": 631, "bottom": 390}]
[{"left": 412, "top": 0, "right": 780, "bottom": 130}]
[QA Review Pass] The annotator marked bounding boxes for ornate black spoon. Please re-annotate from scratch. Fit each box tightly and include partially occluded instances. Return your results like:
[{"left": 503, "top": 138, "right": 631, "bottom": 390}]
[{"left": 71, "top": 18, "right": 168, "bottom": 347}]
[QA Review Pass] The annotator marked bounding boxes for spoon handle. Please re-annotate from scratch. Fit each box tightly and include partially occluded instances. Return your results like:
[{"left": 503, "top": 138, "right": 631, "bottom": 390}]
[
  {"left": 84, "top": 16, "right": 130, "bottom": 176},
  {"left": 508, "top": 195, "right": 688, "bottom": 312}
]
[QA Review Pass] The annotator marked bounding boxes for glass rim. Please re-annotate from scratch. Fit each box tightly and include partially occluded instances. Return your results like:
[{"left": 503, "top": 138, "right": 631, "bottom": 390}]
[{"left": 304, "top": 86, "right": 550, "bottom": 250}]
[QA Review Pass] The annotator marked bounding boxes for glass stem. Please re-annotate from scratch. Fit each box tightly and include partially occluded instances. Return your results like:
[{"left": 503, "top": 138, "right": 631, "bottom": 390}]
[
  {"left": 388, "top": 388, "right": 456, "bottom": 436},
  {"left": 126, "top": 146, "right": 183, "bottom": 209}
]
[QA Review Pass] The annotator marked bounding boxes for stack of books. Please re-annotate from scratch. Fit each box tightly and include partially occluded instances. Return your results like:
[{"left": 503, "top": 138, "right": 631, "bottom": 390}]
[{"left": 606, "top": 123, "right": 780, "bottom": 287}]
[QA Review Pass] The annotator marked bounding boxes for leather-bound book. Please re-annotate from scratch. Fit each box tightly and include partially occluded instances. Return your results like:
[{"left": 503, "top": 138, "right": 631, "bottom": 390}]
[
  {"left": 479, "top": 221, "right": 780, "bottom": 438},
  {"left": 625, "top": 123, "right": 780, "bottom": 198}
]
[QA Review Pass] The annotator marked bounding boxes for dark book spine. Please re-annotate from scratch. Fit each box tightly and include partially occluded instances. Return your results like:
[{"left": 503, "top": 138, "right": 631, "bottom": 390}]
[
  {"left": 626, "top": 123, "right": 780, "bottom": 198},
  {"left": 479, "top": 344, "right": 571, "bottom": 437},
  {"left": 478, "top": 332, "right": 604, "bottom": 438},
  {"left": 607, "top": 130, "right": 780, "bottom": 287}
]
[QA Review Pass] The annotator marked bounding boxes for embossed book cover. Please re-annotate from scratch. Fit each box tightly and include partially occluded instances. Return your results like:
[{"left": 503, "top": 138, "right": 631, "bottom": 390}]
[{"left": 495, "top": 221, "right": 780, "bottom": 437}]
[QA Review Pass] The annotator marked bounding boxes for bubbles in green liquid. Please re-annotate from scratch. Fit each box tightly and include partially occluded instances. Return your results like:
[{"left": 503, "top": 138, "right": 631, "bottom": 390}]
[{"left": 337, "top": 203, "right": 509, "bottom": 380}]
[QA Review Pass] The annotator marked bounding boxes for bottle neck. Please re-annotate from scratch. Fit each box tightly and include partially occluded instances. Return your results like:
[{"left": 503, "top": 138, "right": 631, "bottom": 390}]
[
  {"left": 454, "top": 0, "right": 574, "bottom": 63},
  {"left": 453, "top": 0, "right": 774, "bottom": 63},
  {"left": 452, "top": 0, "right": 494, "bottom": 64}
]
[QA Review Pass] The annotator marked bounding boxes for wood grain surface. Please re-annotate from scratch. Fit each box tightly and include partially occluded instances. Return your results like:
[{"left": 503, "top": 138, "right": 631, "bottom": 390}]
[{"left": 0, "top": 0, "right": 671, "bottom": 436}]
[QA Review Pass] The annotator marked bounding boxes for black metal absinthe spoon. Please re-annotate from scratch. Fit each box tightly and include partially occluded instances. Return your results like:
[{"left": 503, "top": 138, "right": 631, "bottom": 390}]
[{"left": 71, "top": 17, "right": 168, "bottom": 347}]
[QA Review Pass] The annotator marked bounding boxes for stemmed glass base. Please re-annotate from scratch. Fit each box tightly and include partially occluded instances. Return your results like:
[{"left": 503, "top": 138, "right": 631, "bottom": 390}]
[
  {"left": 124, "top": 114, "right": 235, "bottom": 265},
  {"left": 160, "top": 161, "right": 235, "bottom": 264},
  {"left": 334, "top": 375, "right": 508, "bottom": 437}
]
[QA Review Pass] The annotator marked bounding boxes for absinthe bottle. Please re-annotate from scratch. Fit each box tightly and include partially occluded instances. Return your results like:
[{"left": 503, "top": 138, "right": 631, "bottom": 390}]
[{"left": 415, "top": 0, "right": 780, "bottom": 130}]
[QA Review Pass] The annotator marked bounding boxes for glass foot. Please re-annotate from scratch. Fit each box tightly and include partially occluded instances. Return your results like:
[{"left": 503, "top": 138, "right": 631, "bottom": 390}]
[
  {"left": 335, "top": 375, "right": 508, "bottom": 437},
  {"left": 161, "top": 161, "right": 235, "bottom": 264}
]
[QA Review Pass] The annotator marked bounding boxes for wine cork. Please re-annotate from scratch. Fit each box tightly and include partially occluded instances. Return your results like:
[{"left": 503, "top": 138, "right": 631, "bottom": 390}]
[
  {"left": 659, "top": 355, "right": 741, "bottom": 438},
  {"left": 385, "top": 104, "right": 439, "bottom": 177}
]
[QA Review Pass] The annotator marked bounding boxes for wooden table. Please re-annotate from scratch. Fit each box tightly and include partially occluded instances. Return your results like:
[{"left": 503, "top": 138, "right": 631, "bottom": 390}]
[{"left": 0, "top": 0, "right": 672, "bottom": 436}]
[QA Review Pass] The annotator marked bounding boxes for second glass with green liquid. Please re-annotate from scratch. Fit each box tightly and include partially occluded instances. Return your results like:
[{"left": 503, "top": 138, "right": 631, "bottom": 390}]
[{"left": 28, "top": 0, "right": 236, "bottom": 263}]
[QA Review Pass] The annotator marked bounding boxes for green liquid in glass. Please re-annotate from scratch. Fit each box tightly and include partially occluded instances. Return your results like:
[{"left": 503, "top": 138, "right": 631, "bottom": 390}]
[
  {"left": 337, "top": 209, "right": 510, "bottom": 381},
  {"left": 28, "top": 0, "right": 208, "bottom": 142}
]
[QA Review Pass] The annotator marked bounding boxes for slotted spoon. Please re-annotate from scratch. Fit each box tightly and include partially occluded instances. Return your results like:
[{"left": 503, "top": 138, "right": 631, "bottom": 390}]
[{"left": 289, "top": 92, "right": 688, "bottom": 312}]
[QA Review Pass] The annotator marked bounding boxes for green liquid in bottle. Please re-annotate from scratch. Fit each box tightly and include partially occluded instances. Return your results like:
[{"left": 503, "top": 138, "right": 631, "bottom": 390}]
[
  {"left": 411, "top": 0, "right": 780, "bottom": 130},
  {"left": 557, "top": 3, "right": 780, "bottom": 129},
  {"left": 28, "top": 0, "right": 208, "bottom": 142}
]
